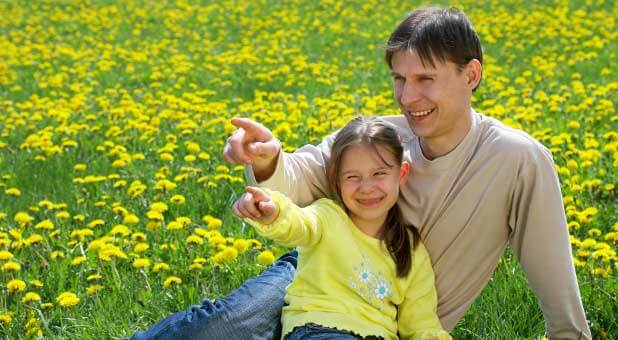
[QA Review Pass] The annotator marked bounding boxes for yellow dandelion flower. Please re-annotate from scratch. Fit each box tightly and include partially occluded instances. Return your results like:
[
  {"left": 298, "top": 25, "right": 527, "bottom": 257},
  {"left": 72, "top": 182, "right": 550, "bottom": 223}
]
[
  {"left": 56, "top": 211, "right": 70, "bottom": 219},
  {"left": 38, "top": 200, "right": 54, "bottom": 209},
  {"left": 22, "top": 292, "right": 41, "bottom": 303},
  {"left": 211, "top": 251, "right": 225, "bottom": 264},
  {"left": 193, "top": 257, "right": 207, "bottom": 264},
  {"left": 176, "top": 216, "right": 190, "bottom": 226},
  {"left": 154, "top": 179, "right": 177, "bottom": 191},
  {"left": 30, "top": 279, "right": 43, "bottom": 287},
  {"left": 87, "top": 274, "right": 102, "bottom": 281},
  {"left": 71, "top": 256, "right": 87, "bottom": 266},
  {"left": 86, "top": 284, "right": 104, "bottom": 296},
  {"left": 14, "top": 211, "right": 34, "bottom": 225},
  {"left": 165, "top": 222, "right": 182, "bottom": 231},
  {"left": 160, "top": 153, "right": 174, "bottom": 162},
  {"left": 208, "top": 235, "right": 226, "bottom": 247},
  {"left": 198, "top": 152, "right": 210, "bottom": 160},
  {"left": 26, "top": 234, "right": 44, "bottom": 245},
  {"left": 133, "top": 258, "right": 151, "bottom": 269},
  {"left": 7, "top": 279, "right": 26, "bottom": 293},
  {"left": 194, "top": 228, "right": 209, "bottom": 237},
  {"left": 132, "top": 232, "right": 147, "bottom": 242},
  {"left": 203, "top": 215, "right": 223, "bottom": 229},
  {"left": 110, "top": 224, "right": 131, "bottom": 236},
  {"left": 0, "top": 312, "right": 12, "bottom": 325},
  {"left": 73, "top": 214, "right": 86, "bottom": 222},
  {"left": 5, "top": 188, "right": 21, "bottom": 196},
  {"left": 150, "top": 202, "right": 169, "bottom": 213},
  {"left": 257, "top": 250, "right": 275, "bottom": 266},
  {"left": 147, "top": 210, "right": 165, "bottom": 221},
  {"left": 74, "top": 163, "right": 87, "bottom": 171},
  {"left": 249, "top": 239, "right": 263, "bottom": 248},
  {"left": 98, "top": 244, "right": 128, "bottom": 261},
  {"left": 40, "top": 303, "right": 53, "bottom": 309},
  {"left": 581, "top": 238, "right": 597, "bottom": 248},
  {"left": 233, "top": 239, "right": 250, "bottom": 253},
  {"left": 0, "top": 250, "right": 13, "bottom": 260},
  {"left": 185, "top": 142, "right": 200, "bottom": 153},
  {"left": 56, "top": 292, "right": 80, "bottom": 307},
  {"left": 186, "top": 235, "right": 204, "bottom": 245},
  {"left": 170, "top": 194, "right": 186, "bottom": 204},
  {"left": 184, "top": 155, "right": 196, "bottom": 162},
  {"left": 222, "top": 247, "right": 238, "bottom": 261},
  {"left": 35, "top": 219, "right": 54, "bottom": 230},
  {"left": 2, "top": 261, "right": 21, "bottom": 272},
  {"left": 134, "top": 242, "right": 150, "bottom": 253},
  {"left": 123, "top": 214, "right": 140, "bottom": 225},
  {"left": 87, "top": 219, "right": 105, "bottom": 229},
  {"left": 51, "top": 251, "right": 65, "bottom": 259},
  {"left": 588, "top": 229, "right": 602, "bottom": 237},
  {"left": 163, "top": 276, "right": 182, "bottom": 288},
  {"left": 153, "top": 262, "right": 170, "bottom": 273},
  {"left": 189, "top": 262, "right": 203, "bottom": 270},
  {"left": 147, "top": 220, "right": 161, "bottom": 231}
]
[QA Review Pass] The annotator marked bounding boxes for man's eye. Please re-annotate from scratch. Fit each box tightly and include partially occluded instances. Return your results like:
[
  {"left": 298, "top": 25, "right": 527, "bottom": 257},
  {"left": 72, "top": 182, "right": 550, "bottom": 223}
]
[
  {"left": 375, "top": 172, "right": 387, "bottom": 176},
  {"left": 347, "top": 175, "right": 359, "bottom": 180}
]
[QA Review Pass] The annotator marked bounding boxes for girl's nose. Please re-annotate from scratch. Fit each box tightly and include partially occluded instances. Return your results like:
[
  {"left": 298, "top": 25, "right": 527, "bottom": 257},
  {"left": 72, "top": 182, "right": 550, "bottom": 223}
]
[{"left": 358, "top": 178, "right": 375, "bottom": 192}]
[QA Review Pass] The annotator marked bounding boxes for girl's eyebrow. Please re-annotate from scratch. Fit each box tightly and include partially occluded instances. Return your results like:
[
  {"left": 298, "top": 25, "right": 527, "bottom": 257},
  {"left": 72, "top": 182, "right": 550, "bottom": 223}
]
[{"left": 341, "top": 166, "right": 392, "bottom": 175}]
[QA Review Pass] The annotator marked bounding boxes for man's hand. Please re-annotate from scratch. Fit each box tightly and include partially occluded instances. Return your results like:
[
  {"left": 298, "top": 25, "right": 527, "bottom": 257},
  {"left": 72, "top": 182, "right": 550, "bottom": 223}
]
[
  {"left": 233, "top": 186, "right": 280, "bottom": 225},
  {"left": 223, "top": 117, "right": 281, "bottom": 181}
]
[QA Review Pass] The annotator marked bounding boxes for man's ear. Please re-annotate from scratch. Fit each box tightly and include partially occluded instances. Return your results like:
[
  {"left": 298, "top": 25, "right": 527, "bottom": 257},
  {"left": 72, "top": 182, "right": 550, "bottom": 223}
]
[
  {"left": 465, "top": 59, "right": 482, "bottom": 90},
  {"left": 399, "top": 161, "right": 410, "bottom": 185}
]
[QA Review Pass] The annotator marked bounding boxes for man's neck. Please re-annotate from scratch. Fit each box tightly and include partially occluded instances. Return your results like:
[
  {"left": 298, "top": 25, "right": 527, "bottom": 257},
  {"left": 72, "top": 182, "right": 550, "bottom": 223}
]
[{"left": 420, "top": 111, "right": 473, "bottom": 160}]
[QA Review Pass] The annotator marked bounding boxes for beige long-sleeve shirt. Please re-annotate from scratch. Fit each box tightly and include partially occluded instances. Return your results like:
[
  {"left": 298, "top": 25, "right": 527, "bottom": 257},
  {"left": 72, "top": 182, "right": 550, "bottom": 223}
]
[{"left": 250, "top": 111, "right": 591, "bottom": 339}]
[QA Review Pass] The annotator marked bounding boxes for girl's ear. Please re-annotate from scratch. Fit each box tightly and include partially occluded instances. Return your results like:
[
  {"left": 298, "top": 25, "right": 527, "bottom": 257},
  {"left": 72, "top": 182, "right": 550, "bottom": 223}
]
[{"left": 399, "top": 161, "right": 410, "bottom": 185}]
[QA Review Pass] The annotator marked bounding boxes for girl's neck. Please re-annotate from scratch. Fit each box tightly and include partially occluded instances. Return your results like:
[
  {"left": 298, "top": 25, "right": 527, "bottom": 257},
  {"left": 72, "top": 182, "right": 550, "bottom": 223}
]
[{"left": 350, "top": 216, "right": 385, "bottom": 240}]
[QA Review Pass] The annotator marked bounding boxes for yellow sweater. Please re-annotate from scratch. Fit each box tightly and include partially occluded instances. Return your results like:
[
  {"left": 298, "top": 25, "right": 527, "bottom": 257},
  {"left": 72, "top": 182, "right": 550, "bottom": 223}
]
[{"left": 246, "top": 190, "right": 450, "bottom": 340}]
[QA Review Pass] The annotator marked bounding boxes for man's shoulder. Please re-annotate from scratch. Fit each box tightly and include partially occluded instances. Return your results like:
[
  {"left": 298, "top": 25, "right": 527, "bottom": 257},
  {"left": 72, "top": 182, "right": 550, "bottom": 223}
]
[{"left": 477, "top": 113, "right": 551, "bottom": 159}]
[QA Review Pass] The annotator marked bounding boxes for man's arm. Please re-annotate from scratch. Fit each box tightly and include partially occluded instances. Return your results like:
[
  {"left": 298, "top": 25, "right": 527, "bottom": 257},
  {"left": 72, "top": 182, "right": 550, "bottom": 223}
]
[
  {"left": 508, "top": 144, "right": 591, "bottom": 339},
  {"left": 247, "top": 135, "right": 336, "bottom": 206}
]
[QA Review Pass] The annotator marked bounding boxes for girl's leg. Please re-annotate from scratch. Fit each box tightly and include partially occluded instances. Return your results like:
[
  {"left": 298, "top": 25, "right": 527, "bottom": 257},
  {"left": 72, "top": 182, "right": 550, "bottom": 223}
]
[
  {"left": 130, "top": 250, "right": 297, "bottom": 340},
  {"left": 285, "top": 323, "right": 366, "bottom": 340}
]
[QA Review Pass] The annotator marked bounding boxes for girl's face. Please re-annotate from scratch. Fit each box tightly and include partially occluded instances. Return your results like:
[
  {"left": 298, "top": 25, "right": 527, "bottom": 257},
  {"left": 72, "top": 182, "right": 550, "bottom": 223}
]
[{"left": 337, "top": 143, "right": 410, "bottom": 235}]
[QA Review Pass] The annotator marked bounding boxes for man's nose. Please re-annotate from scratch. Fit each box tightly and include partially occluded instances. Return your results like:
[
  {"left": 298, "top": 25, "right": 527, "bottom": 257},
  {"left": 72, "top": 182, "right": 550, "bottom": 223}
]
[{"left": 399, "top": 82, "right": 420, "bottom": 107}]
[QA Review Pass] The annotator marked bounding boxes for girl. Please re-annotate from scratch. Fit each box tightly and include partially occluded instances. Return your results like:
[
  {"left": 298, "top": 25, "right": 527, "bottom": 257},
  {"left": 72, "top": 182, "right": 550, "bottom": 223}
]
[{"left": 233, "top": 116, "right": 449, "bottom": 340}]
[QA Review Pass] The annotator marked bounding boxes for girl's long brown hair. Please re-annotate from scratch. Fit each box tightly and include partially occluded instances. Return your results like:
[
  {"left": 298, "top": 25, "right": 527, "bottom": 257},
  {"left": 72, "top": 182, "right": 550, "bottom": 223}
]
[{"left": 327, "top": 116, "right": 419, "bottom": 277}]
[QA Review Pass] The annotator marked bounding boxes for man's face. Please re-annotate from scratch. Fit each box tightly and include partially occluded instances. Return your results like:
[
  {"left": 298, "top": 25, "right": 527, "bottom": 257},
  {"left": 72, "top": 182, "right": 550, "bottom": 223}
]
[{"left": 391, "top": 50, "right": 474, "bottom": 152}]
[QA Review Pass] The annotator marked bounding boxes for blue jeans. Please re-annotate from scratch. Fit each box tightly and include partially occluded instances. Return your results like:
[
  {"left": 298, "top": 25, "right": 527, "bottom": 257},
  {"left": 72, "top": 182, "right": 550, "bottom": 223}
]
[
  {"left": 130, "top": 250, "right": 298, "bottom": 340},
  {"left": 286, "top": 323, "right": 382, "bottom": 340}
]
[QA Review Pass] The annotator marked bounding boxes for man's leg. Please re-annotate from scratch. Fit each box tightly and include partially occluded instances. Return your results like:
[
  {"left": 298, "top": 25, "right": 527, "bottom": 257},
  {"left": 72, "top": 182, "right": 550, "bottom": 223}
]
[{"left": 130, "top": 250, "right": 298, "bottom": 340}]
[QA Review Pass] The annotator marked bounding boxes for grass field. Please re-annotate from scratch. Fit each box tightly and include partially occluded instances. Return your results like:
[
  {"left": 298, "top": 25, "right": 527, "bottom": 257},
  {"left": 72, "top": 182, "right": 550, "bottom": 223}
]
[{"left": 0, "top": 0, "right": 616, "bottom": 338}]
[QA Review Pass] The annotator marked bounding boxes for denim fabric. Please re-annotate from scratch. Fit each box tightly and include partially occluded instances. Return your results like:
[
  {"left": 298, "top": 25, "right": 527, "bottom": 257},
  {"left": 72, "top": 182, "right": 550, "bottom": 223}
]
[
  {"left": 129, "top": 250, "right": 298, "bottom": 340},
  {"left": 285, "top": 323, "right": 383, "bottom": 340}
]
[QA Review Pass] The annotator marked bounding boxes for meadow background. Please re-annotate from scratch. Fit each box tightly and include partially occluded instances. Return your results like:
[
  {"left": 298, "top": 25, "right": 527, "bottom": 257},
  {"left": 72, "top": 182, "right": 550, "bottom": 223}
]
[{"left": 0, "top": 0, "right": 616, "bottom": 338}]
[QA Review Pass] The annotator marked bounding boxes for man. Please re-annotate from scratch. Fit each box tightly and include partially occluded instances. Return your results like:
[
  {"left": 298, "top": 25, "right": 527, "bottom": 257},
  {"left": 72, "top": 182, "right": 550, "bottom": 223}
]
[{"left": 132, "top": 7, "right": 590, "bottom": 340}]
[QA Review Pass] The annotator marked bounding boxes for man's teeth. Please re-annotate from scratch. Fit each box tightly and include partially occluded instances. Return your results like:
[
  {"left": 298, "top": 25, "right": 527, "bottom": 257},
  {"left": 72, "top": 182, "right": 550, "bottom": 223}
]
[{"left": 409, "top": 109, "right": 433, "bottom": 116}]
